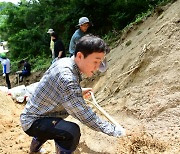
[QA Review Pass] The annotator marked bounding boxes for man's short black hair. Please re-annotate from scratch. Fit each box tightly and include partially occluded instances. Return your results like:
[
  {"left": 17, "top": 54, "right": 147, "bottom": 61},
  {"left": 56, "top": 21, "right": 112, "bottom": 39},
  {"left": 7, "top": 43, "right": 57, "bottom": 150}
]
[
  {"left": 51, "top": 32, "right": 58, "bottom": 39},
  {"left": 75, "top": 34, "right": 109, "bottom": 58}
]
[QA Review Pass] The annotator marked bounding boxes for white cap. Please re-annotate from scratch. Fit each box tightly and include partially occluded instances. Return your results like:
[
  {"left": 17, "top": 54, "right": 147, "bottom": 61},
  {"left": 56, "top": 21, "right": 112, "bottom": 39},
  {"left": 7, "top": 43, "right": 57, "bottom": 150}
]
[
  {"left": 78, "top": 17, "right": 90, "bottom": 26},
  {"left": 47, "top": 29, "right": 54, "bottom": 34}
]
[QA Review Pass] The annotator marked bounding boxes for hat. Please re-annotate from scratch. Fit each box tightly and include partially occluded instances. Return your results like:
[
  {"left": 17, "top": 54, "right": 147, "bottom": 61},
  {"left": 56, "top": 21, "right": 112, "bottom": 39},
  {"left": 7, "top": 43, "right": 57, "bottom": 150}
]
[
  {"left": 47, "top": 29, "right": 54, "bottom": 34},
  {"left": 78, "top": 17, "right": 90, "bottom": 26}
]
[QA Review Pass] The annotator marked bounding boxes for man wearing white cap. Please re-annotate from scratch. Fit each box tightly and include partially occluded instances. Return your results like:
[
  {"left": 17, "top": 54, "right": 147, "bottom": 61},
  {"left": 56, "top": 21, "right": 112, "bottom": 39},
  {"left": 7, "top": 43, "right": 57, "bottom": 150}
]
[
  {"left": 69, "top": 17, "right": 91, "bottom": 57},
  {"left": 0, "top": 53, "right": 11, "bottom": 89},
  {"left": 47, "top": 28, "right": 55, "bottom": 59}
]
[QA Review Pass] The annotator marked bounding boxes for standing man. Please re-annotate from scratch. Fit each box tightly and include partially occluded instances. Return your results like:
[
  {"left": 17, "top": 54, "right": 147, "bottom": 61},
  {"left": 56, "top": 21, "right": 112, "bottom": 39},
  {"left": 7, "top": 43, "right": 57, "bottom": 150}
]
[
  {"left": 47, "top": 28, "right": 55, "bottom": 59},
  {"left": 51, "top": 32, "right": 66, "bottom": 63},
  {"left": 69, "top": 17, "right": 91, "bottom": 57},
  {"left": 20, "top": 35, "right": 125, "bottom": 154},
  {"left": 0, "top": 53, "right": 11, "bottom": 89}
]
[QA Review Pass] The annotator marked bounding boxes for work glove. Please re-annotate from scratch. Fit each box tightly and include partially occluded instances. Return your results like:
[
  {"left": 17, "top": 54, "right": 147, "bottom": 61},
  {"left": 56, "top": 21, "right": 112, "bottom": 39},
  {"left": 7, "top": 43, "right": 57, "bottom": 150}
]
[
  {"left": 113, "top": 125, "right": 126, "bottom": 137},
  {"left": 2, "top": 73, "right": 6, "bottom": 77}
]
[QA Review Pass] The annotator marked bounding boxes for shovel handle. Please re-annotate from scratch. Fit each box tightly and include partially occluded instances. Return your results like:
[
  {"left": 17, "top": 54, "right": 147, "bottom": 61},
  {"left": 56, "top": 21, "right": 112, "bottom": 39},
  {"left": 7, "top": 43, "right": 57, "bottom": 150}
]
[{"left": 89, "top": 92, "right": 121, "bottom": 127}]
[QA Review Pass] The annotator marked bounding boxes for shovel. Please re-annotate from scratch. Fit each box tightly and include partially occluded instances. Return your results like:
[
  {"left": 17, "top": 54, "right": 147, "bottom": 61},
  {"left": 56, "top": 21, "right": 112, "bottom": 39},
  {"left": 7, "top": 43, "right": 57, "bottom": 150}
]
[{"left": 85, "top": 91, "right": 121, "bottom": 127}]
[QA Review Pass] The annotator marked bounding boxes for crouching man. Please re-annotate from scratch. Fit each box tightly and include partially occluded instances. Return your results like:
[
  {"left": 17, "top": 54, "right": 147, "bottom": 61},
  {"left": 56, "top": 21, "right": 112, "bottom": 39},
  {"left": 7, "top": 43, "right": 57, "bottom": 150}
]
[
  {"left": 20, "top": 35, "right": 125, "bottom": 154},
  {"left": 16, "top": 60, "right": 31, "bottom": 83}
]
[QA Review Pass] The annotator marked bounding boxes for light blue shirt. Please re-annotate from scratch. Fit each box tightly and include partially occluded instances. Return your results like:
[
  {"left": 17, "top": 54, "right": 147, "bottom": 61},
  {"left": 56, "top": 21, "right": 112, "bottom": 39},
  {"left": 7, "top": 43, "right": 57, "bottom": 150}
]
[
  {"left": 0, "top": 58, "right": 10, "bottom": 74},
  {"left": 69, "top": 29, "right": 85, "bottom": 55}
]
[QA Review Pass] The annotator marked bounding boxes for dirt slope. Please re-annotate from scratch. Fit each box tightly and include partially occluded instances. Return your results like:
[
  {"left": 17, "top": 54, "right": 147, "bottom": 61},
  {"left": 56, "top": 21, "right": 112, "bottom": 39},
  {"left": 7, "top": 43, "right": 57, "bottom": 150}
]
[{"left": 0, "top": 0, "right": 180, "bottom": 153}]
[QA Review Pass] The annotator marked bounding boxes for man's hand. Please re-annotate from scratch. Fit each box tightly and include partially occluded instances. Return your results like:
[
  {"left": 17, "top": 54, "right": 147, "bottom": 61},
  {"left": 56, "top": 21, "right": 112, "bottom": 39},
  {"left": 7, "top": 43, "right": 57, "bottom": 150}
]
[
  {"left": 82, "top": 88, "right": 92, "bottom": 99},
  {"left": 113, "top": 125, "right": 126, "bottom": 137},
  {"left": 2, "top": 73, "right": 6, "bottom": 77}
]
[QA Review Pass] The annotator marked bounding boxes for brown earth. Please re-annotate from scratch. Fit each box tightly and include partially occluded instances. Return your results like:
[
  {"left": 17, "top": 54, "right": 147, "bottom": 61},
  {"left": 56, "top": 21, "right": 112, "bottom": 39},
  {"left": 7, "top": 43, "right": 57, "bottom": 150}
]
[{"left": 0, "top": 0, "right": 180, "bottom": 153}]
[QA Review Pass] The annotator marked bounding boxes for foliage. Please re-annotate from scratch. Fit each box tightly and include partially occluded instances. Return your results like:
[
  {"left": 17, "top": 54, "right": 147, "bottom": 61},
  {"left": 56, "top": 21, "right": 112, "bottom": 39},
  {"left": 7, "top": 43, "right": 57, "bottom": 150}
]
[
  {"left": 30, "top": 54, "right": 52, "bottom": 72},
  {"left": 0, "top": 0, "right": 173, "bottom": 72}
]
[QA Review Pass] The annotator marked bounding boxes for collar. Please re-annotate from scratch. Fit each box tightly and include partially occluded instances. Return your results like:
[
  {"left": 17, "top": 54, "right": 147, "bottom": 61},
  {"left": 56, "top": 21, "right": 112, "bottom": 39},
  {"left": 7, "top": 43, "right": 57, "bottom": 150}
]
[{"left": 71, "top": 56, "right": 82, "bottom": 82}]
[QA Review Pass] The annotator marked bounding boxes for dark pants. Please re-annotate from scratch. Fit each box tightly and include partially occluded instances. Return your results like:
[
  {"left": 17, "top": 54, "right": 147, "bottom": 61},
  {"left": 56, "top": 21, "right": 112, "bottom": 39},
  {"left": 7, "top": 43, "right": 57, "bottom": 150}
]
[
  {"left": 5, "top": 73, "right": 11, "bottom": 89},
  {"left": 25, "top": 117, "right": 81, "bottom": 151},
  {"left": 19, "top": 72, "right": 30, "bottom": 82}
]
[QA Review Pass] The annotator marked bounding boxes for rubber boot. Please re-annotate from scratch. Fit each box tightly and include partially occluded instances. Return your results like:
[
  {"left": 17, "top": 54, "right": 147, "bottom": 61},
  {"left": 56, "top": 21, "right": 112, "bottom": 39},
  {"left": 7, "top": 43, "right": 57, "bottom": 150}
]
[
  {"left": 30, "top": 137, "right": 46, "bottom": 153},
  {"left": 55, "top": 142, "right": 73, "bottom": 154}
]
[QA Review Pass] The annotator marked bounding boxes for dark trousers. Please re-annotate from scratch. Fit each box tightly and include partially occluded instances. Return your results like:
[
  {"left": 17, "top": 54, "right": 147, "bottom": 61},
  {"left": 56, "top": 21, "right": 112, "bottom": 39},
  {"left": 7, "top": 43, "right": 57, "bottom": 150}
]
[
  {"left": 25, "top": 117, "right": 81, "bottom": 151},
  {"left": 5, "top": 73, "right": 11, "bottom": 89},
  {"left": 19, "top": 72, "right": 30, "bottom": 82}
]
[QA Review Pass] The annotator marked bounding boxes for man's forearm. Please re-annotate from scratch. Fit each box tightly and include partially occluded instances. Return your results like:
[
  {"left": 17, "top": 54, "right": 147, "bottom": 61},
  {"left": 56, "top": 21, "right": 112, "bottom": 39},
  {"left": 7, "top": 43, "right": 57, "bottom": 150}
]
[{"left": 58, "top": 51, "right": 63, "bottom": 58}]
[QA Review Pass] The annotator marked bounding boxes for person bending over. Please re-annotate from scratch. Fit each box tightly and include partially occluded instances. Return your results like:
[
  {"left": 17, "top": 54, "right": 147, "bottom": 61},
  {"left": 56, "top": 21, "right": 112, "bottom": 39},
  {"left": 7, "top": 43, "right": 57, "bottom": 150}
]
[
  {"left": 20, "top": 35, "right": 125, "bottom": 154},
  {"left": 16, "top": 60, "right": 31, "bottom": 82}
]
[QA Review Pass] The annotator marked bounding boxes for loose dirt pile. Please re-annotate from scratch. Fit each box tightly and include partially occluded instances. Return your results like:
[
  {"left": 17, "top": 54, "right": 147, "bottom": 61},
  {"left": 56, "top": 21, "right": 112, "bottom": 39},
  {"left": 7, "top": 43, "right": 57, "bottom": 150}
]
[{"left": 0, "top": 0, "right": 180, "bottom": 153}]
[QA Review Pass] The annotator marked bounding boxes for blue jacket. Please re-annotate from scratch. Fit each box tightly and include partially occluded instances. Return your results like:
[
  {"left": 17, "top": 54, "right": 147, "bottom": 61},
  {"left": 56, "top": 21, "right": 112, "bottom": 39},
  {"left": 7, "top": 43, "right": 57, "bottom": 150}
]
[{"left": 69, "top": 29, "right": 85, "bottom": 55}]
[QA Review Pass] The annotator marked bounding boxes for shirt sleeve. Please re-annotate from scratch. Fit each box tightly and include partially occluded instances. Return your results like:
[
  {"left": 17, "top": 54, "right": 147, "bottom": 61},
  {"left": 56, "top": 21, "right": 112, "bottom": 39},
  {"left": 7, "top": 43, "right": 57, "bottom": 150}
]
[
  {"left": 74, "top": 36, "right": 79, "bottom": 44},
  {"left": 58, "top": 72, "right": 116, "bottom": 136},
  {"left": 3, "top": 64, "right": 6, "bottom": 74}
]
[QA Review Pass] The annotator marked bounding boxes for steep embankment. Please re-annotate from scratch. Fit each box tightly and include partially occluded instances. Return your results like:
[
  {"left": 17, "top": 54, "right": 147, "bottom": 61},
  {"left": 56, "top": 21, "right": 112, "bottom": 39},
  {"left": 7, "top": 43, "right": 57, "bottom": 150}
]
[
  {"left": 0, "top": 0, "right": 180, "bottom": 154},
  {"left": 81, "top": 0, "right": 180, "bottom": 153}
]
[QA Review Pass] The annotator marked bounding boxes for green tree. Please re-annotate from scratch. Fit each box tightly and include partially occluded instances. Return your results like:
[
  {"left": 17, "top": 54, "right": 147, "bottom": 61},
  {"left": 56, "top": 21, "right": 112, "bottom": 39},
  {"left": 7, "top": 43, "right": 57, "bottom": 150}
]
[{"left": 0, "top": 0, "right": 168, "bottom": 70}]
